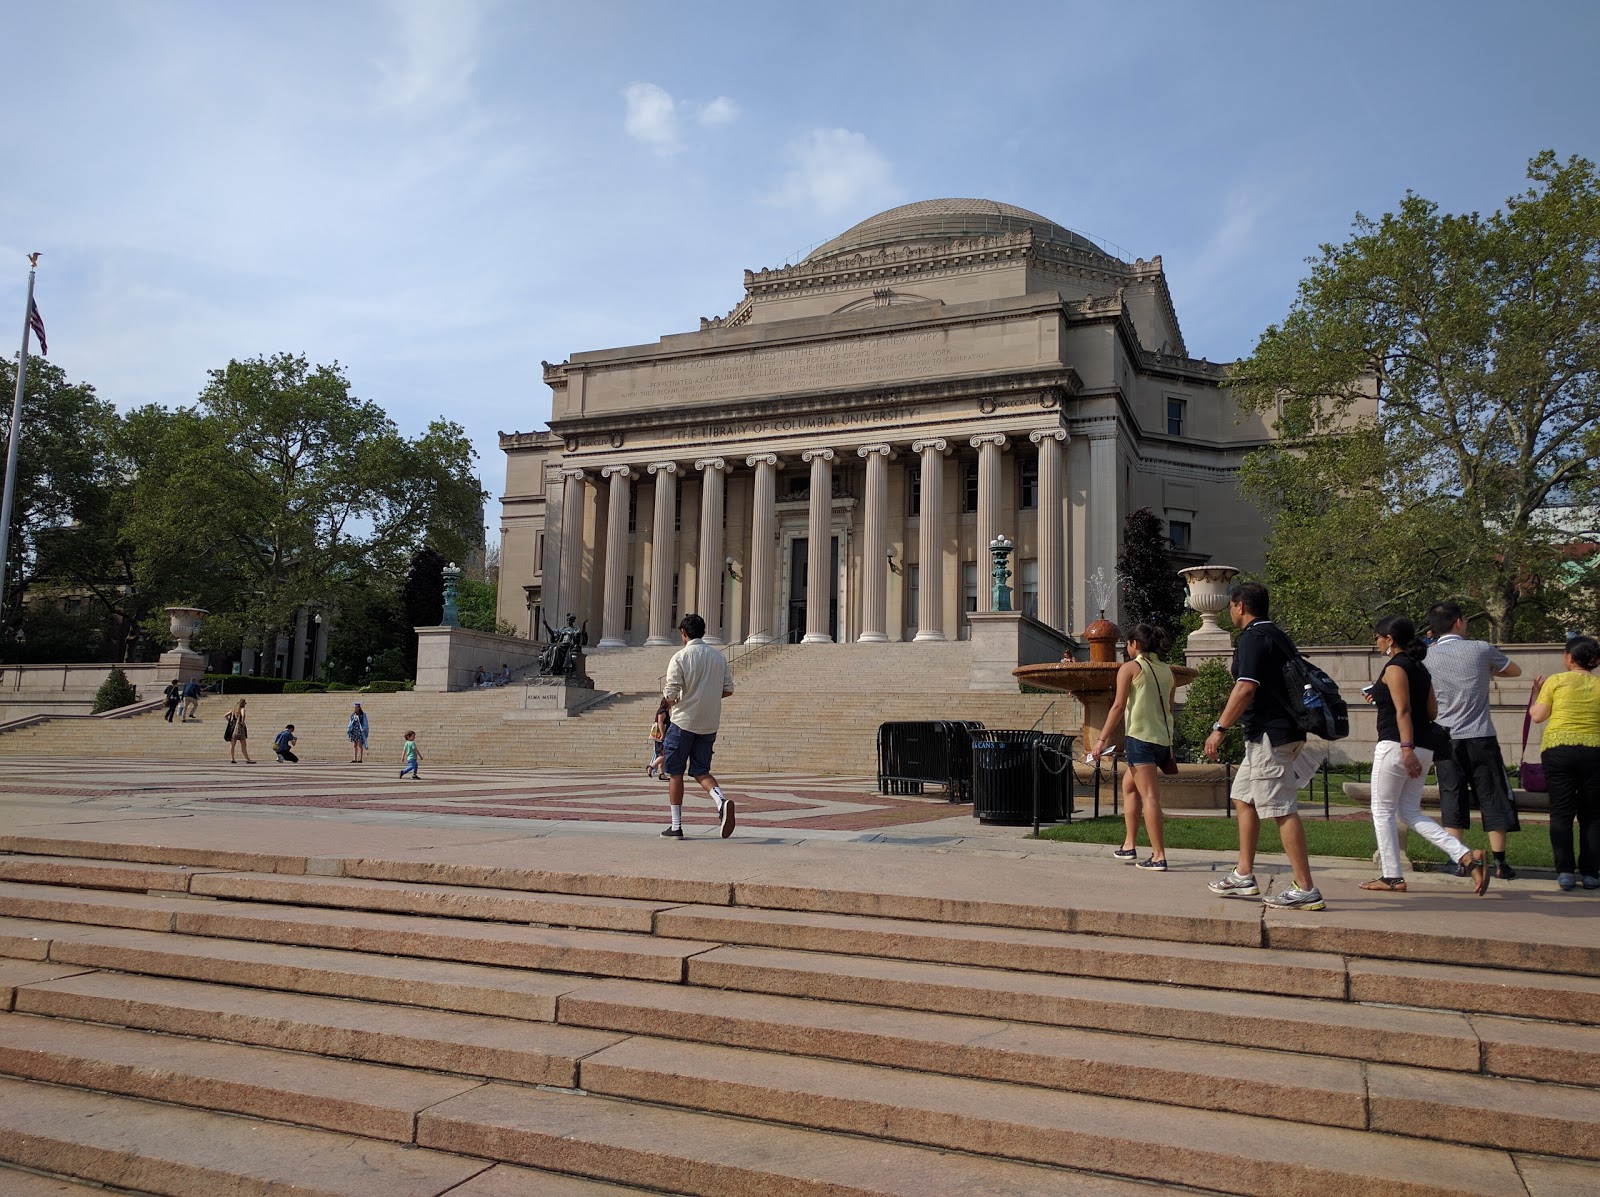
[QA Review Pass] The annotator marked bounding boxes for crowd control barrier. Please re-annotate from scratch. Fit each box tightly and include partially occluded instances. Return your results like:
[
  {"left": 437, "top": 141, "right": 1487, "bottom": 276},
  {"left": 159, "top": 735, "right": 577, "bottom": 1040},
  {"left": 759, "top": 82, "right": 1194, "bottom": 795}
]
[{"left": 876, "top": 720, "right": 983, "bottom": 803}]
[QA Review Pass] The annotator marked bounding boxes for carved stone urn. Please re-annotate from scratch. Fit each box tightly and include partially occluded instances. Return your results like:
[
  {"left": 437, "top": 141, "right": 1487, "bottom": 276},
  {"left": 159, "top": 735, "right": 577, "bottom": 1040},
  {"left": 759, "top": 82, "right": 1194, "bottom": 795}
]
[
  {"left": 160, "top": 606, "right": 208, "bottom": 681},
  {"left": 1178, "top": 566, "right": 1240, "bottom": 635}
]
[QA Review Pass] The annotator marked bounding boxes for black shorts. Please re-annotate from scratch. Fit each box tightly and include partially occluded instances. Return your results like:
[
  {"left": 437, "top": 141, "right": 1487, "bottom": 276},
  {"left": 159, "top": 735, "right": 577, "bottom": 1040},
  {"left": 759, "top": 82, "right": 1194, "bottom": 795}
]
[{"left": 1436, "top": 735, "right": 1521, "bottom": 833}]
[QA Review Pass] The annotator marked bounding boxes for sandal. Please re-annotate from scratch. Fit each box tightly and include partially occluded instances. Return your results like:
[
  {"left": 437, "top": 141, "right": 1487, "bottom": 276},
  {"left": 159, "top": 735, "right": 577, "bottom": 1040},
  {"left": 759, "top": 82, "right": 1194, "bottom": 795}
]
[
  {"left": 1359, "top": 877, "right": 1407, "bottom": 892},
  {"left": 1464, "top": 850, "right": 1491, "bottom": 896}
]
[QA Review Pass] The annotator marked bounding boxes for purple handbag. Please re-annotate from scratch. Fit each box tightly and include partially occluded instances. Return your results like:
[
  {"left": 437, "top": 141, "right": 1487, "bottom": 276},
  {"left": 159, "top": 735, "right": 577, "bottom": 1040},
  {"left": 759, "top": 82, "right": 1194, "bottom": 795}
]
[{"left": 1520, "top": 688, "right": 1547, "bottom": 793}]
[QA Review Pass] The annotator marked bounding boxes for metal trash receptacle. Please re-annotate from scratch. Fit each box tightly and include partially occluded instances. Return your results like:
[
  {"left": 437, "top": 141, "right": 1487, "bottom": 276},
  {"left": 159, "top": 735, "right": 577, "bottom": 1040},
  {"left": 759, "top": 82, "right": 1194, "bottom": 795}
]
[{"left": 971, "top": 739, "right": 1035, "bottom": 824}]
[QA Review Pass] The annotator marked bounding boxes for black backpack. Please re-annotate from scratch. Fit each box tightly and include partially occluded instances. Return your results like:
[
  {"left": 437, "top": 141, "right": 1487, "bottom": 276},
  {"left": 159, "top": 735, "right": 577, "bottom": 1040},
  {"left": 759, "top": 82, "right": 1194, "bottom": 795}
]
[{"left": 1262, "top": 625, "right": 1349, "bottom": 741}]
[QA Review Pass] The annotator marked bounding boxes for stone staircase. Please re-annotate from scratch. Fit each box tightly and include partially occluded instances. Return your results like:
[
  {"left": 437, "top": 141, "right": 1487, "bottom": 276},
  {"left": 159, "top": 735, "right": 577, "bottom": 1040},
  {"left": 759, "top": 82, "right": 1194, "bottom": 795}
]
[
  {"left": 0, "top": 832, "right": 1596, "bottom": 1195},
  {"left": 0, "top": 643, "right": 1080, "bottom": 775}
]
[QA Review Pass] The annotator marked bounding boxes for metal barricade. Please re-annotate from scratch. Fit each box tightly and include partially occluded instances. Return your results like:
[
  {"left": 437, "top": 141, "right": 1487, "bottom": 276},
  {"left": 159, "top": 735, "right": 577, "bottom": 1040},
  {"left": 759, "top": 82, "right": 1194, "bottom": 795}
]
[{"left": 877, "top": 720, "right": 982, "bottom": 803}]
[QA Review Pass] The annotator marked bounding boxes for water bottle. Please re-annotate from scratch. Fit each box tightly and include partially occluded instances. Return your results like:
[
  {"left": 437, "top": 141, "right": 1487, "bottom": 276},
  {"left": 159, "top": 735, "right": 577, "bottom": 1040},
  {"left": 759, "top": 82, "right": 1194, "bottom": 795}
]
[{"left": 1302, "top": 683, "right": 1322, "bottom": 710}]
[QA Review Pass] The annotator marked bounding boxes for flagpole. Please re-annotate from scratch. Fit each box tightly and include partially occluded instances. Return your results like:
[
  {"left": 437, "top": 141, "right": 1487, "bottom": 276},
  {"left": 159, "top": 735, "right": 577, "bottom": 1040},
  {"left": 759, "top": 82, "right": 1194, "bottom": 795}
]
[{"left": 0, "top": 257, "right": 39, "bottom": 635}]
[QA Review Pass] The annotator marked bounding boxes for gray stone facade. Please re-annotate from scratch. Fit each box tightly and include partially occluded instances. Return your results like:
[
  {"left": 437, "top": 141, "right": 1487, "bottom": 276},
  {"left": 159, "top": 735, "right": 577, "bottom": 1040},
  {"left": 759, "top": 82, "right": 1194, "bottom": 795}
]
[{"left": 499, "top": 199, "right": 1274, "bottom": 646}]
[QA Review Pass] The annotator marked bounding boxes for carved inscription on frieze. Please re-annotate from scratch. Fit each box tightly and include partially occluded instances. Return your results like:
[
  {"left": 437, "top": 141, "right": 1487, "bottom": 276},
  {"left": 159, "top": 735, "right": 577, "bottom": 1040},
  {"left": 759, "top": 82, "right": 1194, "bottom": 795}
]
[{"left": 619, "top": 330, "right": 998, "bottom": 405}]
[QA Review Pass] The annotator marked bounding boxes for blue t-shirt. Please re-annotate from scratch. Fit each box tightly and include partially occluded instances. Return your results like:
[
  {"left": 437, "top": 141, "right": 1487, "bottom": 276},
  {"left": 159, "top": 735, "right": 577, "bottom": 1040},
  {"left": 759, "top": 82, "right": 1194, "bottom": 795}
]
[{"left": 274, "top": 730, "right": 294, "bottom": 752}]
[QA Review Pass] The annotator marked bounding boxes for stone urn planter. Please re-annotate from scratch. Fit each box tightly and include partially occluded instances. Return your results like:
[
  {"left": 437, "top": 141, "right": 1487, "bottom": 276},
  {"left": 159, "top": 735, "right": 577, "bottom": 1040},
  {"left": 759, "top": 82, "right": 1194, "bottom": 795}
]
[
  {"left": 1178, "top": 566, "right": 1240, "bottom": 635},
  {"left": 160, "top": 606, "right": 208, "bottom": 680}
]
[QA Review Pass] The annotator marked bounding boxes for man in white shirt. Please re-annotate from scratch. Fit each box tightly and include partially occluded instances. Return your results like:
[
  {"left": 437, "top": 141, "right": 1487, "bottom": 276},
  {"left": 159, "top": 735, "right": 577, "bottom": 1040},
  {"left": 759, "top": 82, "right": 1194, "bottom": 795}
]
[{"left": 660, "top": 613, "right": 736, "bottom": 839}]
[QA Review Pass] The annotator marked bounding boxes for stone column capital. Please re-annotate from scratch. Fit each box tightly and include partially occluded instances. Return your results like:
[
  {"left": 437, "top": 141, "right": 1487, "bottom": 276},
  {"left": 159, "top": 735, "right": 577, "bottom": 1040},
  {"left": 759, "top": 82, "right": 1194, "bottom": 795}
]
[
  {"left": 694, "top": 457, "right": 727, "bottom": 473},
  {"left": 912, "top": 437, "right": 949, "bottom": 456},
  {"left": 801, "top": 447, "right": 835, "bottom": 464},
  {"left": 857, "top": 443, "right": 896, "bottom": 459},
  {"left": 560, "top": 467, "right": 588, "bottom": 481},
  {"left": 746, "top": 453, "right": 781, "bottom": 469},
  {"left": 599, "top": 463, "right": 634, "bottom": 479},
  {"left": 647, "top": 461, "right": 680, "bottom": 477},
  {"left": 1029, "top": 428, "right": 1069, "bottom": 445},
  {"left": 970, "top": 433, "right": 1009, "bottom": 451}
]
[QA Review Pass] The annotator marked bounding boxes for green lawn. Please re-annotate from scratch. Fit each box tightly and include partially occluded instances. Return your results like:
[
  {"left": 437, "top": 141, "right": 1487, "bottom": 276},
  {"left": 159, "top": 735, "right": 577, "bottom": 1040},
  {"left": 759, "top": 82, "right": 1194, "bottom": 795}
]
[{"left": 1037, "top": 815, "right": 1557, "bottom": 869}]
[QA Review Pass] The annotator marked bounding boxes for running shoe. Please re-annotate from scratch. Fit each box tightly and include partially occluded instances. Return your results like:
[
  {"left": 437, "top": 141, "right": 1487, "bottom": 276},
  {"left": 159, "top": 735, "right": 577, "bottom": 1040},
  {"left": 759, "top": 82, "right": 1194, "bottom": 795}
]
[
  {"left": 1207, "top": 871, "right": 1259, "bottom": 897},
  {"left": 1558, "top": 873, "right": 1577, "bottom": 891},
  {"left": 660, "top": 827, "right": 684, "bottom": 839},
  {"left": 1263, "top": 884, "right": 1326, "bottom": 911}
]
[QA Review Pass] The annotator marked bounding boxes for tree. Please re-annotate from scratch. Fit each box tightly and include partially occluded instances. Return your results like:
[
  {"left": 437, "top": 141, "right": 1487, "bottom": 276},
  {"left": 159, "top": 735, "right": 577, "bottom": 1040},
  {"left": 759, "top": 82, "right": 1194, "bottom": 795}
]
[
  {"left": 119, "top": 354, "right": 486, "bottom": 668},
  {"left": 90, "top": 666, "right": 138, "bottom": 714},
  {"left": 1116, "top": 507, "right": 1185, "bottom": 638},
  {"left": 1174, "top": 659, "right": 1243, "bottom": 764},
  {"left": 0, "top": 355, "right": 119, "bottom": 647},
  {"left": 1234, "top": 151, "right": 1600, "bottom": 642}
]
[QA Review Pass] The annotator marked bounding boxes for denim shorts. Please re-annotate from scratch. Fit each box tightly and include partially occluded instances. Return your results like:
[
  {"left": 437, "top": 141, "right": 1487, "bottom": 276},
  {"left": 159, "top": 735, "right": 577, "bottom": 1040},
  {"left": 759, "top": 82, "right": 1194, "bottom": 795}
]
[
  {"left": 1122, "top": 735, "right": 1169, "bottom": 768},
  {"left": 661, "top": 723, "right": 717, "bottom": 778}
]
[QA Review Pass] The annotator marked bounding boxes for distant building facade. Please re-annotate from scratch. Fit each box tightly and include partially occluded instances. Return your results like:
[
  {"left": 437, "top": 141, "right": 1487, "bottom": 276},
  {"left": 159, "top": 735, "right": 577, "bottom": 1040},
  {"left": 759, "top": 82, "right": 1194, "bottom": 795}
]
[{"left": 498, "top": 199, "right": 1274, "bottom": 646}]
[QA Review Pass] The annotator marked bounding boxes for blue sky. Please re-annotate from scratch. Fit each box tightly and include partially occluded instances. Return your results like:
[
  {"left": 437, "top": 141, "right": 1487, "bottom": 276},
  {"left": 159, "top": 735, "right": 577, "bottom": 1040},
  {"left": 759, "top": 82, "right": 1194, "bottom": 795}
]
[{"left": 3, "top": 0, "right": 1597, "bottom": 505}]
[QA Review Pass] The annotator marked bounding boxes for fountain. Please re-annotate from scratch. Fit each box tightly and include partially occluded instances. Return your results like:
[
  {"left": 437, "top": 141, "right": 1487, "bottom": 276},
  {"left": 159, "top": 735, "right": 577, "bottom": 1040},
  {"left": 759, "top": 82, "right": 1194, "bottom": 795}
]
[{"left": 1011, "top": 568, "right": 1229, "bottom": 807}]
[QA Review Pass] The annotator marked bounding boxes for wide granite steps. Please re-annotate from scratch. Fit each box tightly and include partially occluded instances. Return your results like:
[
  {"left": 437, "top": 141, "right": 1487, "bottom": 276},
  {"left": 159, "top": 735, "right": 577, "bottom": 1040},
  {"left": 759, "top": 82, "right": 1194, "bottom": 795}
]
[{"left": 0, "top": 848, "right": 1598, "bottom": 1193}]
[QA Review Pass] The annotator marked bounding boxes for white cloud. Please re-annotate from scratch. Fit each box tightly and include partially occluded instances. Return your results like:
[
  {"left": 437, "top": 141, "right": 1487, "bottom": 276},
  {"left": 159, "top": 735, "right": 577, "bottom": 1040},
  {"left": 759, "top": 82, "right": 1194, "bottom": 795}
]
[
  {"left": 373, "top": 0, "right": 485, "bottom": 110},
  {"left": 623, "top": 82, "right": 682, "bottom": 153},
  {"left": 769, "top": 128, "right": 900, "bottom": 217},
  {"left": 624, "top": 84, "right": 739, "bottom": 153},
  {"left": 698, "top": 96, "right": 739, "bottom": 126}
]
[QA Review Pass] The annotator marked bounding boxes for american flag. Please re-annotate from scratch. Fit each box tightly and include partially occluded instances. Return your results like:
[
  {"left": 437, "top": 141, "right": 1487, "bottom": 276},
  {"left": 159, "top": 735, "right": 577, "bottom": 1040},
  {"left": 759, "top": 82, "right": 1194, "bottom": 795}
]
[{"left": 27, "top": 297, "right": 47, "bottom": 357}]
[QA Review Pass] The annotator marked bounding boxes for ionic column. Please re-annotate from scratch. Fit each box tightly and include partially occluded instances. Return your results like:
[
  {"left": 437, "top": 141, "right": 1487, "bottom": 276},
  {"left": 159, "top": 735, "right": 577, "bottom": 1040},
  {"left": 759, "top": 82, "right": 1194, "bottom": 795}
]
[
  {"left": 912, "top": 438, "right": 948, "bottom": 641},
  {"left": 801, "top": 448, "right": 834, "bottom": 643},
  {"left": 645, "top": 462, "right": 679, "bottom": 645},
  {"left": 1030, "top": 429, "right": 1068, "bottom": 631},
  {"left": 597, "top": 464, "right": 633, "bottom": 648},
  {"left": 857, "top": 444, "right": 894, "bottom": 642},
  {"left": 559, "top": 468, "right": 586, "bottom": 619},
  {"left": 971, "top": 433, "right": 1008, "bottom": 613},
  {"left": 695, "top": 457, "right": 727, "bottom": 643},
  {"left": 745, "top": 453, "right": 779, "bottom": 644}
]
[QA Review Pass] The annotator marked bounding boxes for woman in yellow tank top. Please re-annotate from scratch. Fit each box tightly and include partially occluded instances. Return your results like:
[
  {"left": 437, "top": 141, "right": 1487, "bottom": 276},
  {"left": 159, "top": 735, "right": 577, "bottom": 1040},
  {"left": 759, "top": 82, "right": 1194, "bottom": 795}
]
[
  {"left": 1087, "top": 623, "right": 1176, "bottom": 870},
  {"left": 1529, "top": 635, "right": 1600, "bottom": 891}
]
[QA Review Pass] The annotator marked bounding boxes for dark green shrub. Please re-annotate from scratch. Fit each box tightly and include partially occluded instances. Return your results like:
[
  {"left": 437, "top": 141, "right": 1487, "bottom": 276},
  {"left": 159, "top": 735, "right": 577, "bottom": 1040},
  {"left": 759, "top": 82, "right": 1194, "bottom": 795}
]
[
  {"left": 91, "top": 667, "right": 139, "bottom": 714},
  {"left": 284, "top": 680, "right": 328, "bottom": 694},
  {"left": 1174, "top": 659, "right": 1244, "bottom": 764},
  {"left": 325, "top": 681, "right": 358, "bottom": 691},
  {"left": 363, "top": 679, "right": 412, "bottom": 694},
  {"left": 204, "top": 674, "right": 287, "bottom": 694}
]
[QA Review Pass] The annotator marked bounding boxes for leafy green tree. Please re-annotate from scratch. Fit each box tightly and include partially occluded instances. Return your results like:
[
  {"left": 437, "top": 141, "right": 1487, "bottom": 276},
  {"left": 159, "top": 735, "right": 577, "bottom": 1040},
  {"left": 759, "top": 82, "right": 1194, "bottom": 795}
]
[
  {"left": 1234, "top": 151, "right": 1600, "bottom": 643},
  {"left": 1175, "top": 659, "right": 1243, "bottom": 764},
  {"left": 0, "top": 356, "right": 120, "bottom": 649},
  {"left": 456, "top": 577, "right": 517, "bottom": 636},
  {"left": 120, "top": 354, "right": 485, "bottom": 669},
  {"left": 1116, "top": 507, "right": 1185, "bottom": 639}
]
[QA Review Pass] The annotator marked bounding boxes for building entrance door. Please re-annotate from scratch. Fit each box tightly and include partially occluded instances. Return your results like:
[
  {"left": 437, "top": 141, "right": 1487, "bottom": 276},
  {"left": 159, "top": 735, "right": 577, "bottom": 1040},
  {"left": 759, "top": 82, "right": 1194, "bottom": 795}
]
[{"left": 785, "top": 536, "right": 839, "bottom": 643}]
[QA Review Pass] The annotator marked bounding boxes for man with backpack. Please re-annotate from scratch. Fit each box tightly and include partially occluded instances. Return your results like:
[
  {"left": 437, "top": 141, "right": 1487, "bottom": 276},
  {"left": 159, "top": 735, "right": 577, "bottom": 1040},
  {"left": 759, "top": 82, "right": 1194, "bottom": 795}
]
[{"left": 1203, "top": 582, "right": 1326, "bottom": 910}]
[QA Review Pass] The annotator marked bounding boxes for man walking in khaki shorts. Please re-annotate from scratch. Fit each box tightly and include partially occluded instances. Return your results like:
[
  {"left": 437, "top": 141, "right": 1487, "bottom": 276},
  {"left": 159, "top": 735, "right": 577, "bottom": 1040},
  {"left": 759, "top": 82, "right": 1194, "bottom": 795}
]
[{"left": 1203, "top": 582, "right": 1325, "bottom": 910}]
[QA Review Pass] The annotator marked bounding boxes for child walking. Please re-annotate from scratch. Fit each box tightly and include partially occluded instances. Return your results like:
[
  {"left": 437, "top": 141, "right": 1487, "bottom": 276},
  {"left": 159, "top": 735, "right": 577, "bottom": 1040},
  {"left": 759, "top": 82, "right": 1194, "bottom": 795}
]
[{"left": 400, "top": 730, "right": 421, "bottom": 779}]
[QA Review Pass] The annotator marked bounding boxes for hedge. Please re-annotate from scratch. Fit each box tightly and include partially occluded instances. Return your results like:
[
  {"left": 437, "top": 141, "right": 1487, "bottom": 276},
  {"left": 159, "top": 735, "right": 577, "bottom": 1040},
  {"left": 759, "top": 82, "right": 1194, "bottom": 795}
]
[
  {"left": 283, "top": 680, "right": 328, "bottom": 694},
  {"left": 363, "top": 680, "right": 413, "bottom": 694},
  {"left": 204, "top": 674, "right": 287, "bottom": 694}
]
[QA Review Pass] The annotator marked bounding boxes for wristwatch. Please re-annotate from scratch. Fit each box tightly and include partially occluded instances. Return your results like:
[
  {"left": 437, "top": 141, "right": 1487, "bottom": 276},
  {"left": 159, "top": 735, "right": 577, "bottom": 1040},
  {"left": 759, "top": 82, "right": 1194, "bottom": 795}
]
[{"left": 1211, "top": 721, "right": 1227, "bottom": 732}]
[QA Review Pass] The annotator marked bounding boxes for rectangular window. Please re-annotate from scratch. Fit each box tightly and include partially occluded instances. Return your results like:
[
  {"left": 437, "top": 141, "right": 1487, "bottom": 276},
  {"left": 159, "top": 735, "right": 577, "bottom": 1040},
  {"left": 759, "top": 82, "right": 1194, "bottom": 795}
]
[
  {"left": 1020, "top": 558, "right": 1039, "bottom": 619},
  {"left": 1169, "top": 520, "right": 1192, "bottom": 551},
  {"left": 1018, "top": 455, "right": 1038, "bottom": 510},
  {"left": 623, "top": 575, "right": 634, "bottom": 632},
  {"left": 535, "top": 533, "right": 545, "bottom": 573},
  {"left": 1167, "top": 397, "right": 1186, "bottom": 437},
  {"left": 907, "top": 466, "right": 921, "bottom": 517},
  {"left": 905, "top": 564, "right": 919, "bottom": 635},
  {"left": 64, "top": 596, "right": 82, "bottom": 615},
  {"left": 674, "top": 486, "right": 682, "bottom": 532},
  {"left": 671, "top": 572, "right": 680, "bottom": 622},
  {"left": 961, "top": 462, "right": 979, "bottom": 514},
  {"left": 627, "top": 483, "right": 637, "bottom": 533},
  {"left": 960, "top": 561, "right": 977, "bottom": 640}
]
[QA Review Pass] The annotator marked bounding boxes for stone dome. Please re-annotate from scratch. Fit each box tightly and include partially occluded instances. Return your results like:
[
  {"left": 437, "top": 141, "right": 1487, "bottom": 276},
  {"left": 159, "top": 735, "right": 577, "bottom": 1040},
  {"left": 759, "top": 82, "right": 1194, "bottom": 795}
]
[{"left": 805, "top": 198, "right": 1111, "bottom": 263}]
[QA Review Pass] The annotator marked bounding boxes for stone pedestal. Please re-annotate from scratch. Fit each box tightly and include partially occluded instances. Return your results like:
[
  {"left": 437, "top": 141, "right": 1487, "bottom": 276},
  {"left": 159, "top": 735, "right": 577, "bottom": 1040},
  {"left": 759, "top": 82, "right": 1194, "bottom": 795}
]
[{"left": 508, "top": 678, "right": 602, "bottom": 720}]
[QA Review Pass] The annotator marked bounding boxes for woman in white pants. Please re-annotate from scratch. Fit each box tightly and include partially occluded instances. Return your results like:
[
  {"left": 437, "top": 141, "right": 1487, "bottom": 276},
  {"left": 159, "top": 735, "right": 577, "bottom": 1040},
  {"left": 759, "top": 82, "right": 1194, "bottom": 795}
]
[{"left": 1362, "top": 615, "right": 1491, "bottom": 896}]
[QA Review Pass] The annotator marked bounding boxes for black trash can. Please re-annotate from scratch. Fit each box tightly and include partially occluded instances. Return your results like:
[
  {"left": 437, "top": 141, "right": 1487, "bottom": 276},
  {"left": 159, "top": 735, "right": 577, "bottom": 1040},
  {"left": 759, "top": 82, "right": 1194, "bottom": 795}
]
[
  {"left": 973, "top": 730, "right": 1077, "bottom": 824},
  {"left": 971, "top": 739, "right": 1036, "bottom": 824}
]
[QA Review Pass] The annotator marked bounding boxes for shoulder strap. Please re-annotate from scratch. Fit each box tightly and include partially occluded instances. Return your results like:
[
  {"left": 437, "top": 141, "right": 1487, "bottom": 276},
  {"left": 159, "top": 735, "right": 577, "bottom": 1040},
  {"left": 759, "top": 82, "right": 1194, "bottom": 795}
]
[
  {"left": 1137, "top": 658, "right": 1174, "bottom": 739},
  {"left": 1522, "top": 682, "right": 1540, "bottom": 760}
]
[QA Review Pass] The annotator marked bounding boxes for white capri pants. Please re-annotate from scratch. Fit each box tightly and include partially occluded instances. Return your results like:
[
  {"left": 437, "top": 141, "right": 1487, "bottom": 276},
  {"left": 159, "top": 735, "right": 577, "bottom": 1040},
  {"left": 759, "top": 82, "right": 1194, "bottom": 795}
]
[{"left": 1371, "top": 741, "right": 1470, "bottom": 878}]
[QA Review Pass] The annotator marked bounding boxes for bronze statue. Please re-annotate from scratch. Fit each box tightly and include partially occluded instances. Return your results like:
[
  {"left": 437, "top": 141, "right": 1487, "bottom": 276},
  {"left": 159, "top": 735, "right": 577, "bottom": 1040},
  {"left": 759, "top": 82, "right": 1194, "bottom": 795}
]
[{"left": 538, "top": 613, "right": 588, "bottom": 676}]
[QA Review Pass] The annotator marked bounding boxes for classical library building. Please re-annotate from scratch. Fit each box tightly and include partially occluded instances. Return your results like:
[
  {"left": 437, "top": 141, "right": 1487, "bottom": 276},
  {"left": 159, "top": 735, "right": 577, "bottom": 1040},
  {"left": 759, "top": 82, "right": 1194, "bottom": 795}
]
[{"left": 497, "top": 199, "right": 1272, "bottom": 647}]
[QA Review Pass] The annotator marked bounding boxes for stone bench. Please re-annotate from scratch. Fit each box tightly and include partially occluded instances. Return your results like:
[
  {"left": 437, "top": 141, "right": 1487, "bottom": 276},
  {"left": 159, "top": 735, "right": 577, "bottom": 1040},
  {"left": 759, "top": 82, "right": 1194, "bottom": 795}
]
[{"left": 1342, "top": 782, "right": 1549, "bottom": 812}]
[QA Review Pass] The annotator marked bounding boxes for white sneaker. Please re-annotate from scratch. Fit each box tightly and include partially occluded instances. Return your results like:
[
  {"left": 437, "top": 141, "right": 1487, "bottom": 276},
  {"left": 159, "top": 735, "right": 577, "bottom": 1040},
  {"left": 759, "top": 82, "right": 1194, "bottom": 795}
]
[{"left": 1208, "top": 871, "right": 1260, "bottom": 897}]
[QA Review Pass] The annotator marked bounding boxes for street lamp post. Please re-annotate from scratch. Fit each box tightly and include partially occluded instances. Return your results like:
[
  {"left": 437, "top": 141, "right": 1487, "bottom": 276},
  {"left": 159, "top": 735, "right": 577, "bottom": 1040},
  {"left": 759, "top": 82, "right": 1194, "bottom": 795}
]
[{"left": 989, "top": 535, "right": 1015, "bottom": 613}]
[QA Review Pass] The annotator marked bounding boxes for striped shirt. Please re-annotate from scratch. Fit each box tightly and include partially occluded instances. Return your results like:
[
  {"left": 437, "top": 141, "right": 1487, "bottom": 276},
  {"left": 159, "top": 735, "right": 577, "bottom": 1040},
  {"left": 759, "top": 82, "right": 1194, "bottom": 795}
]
[{"left": 1426, "top": 634, "right": 1510, "bottom": 739}]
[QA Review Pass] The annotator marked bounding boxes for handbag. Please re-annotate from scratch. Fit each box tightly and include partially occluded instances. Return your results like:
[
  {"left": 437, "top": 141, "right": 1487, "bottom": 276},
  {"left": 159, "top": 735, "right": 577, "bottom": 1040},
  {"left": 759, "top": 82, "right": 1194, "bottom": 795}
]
[
  {"left": 1519, "top": 686, "right": 1547, "bottom": 793},
  {"left": 1139, "top": 658, "right": 1180, "bottom": 775}
]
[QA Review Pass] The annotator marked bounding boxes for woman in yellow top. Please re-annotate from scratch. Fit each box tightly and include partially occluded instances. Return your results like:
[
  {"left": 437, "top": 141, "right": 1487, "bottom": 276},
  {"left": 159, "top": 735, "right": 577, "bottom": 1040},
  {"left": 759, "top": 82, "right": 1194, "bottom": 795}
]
[
  {"left": 1088, "top": 623, "right": 1176, "bottom": 871},
  {"left": 1529, "top": 635, "right": 1600, "bottom": 891}
]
